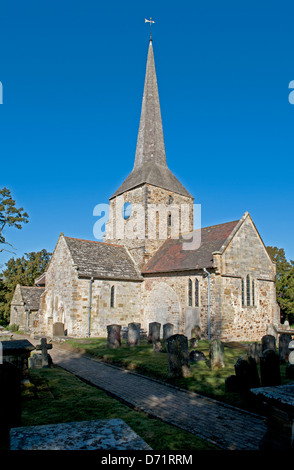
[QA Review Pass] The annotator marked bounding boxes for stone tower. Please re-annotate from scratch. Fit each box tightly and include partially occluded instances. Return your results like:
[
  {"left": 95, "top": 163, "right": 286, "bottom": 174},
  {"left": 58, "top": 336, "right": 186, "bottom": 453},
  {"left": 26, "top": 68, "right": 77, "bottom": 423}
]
[{"left": 104, "top": 39, "right": 194, "bottom": 268}]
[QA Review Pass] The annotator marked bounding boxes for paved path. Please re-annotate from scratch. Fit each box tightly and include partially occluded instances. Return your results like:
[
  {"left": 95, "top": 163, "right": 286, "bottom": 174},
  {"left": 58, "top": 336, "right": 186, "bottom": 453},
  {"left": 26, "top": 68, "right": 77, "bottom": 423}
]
[{"left": 43, "top": 342, "right": 267, "bottom": 450}]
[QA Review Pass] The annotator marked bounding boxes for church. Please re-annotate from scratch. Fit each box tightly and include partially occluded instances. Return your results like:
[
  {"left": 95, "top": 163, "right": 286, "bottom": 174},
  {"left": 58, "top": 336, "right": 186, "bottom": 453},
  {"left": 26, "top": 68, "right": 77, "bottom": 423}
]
[{"left": 10, "top": 38, "right": 280, "bottom": 342}]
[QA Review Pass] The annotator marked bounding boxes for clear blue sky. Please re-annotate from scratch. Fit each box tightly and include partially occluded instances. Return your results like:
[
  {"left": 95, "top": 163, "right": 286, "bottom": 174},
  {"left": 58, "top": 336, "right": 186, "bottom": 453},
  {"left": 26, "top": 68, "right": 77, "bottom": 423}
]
[{"left": 1, "top": 0, "right": 294, "bottom": 269}]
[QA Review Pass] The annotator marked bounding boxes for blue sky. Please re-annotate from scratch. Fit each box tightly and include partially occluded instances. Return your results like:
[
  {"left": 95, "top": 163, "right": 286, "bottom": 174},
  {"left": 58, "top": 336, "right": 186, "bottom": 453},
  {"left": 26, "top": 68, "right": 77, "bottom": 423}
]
[{"left": 0, "top": 0, "right": 294, "bottom": 268}]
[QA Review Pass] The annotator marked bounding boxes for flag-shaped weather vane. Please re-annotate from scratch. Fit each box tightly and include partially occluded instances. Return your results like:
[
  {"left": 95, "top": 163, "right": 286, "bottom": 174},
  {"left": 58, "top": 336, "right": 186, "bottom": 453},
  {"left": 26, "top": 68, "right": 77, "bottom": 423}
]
[{"left": 145, "top": 17, "right": 155, "bottom": 40}]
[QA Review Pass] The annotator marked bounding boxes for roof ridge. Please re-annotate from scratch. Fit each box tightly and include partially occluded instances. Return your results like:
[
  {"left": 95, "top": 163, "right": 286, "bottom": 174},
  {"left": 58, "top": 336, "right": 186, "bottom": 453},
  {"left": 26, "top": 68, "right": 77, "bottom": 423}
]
[{"left": 64, "top": 236, "right": 123, "bottom": 248}]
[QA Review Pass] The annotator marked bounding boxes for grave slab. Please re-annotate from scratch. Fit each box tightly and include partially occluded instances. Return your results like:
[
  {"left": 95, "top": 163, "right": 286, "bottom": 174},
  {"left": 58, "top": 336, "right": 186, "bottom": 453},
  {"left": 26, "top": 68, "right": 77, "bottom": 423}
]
[{"left": 10, "top": 419, "right": 152, "bottom": 450}]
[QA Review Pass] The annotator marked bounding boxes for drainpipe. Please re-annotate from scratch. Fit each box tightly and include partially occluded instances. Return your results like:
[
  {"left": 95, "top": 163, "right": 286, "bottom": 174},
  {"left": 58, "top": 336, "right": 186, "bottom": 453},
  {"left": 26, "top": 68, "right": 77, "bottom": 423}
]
[
  {"left": 87, "top": 277, "right": 94, "bottom": 338},
  {"left": 203, "top": 268, "right": 211, "bottom": 340}
]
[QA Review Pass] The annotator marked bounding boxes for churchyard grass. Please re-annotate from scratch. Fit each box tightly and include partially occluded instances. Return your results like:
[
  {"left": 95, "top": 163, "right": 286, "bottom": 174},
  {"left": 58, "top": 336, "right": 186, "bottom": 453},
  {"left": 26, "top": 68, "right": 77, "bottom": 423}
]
[
  {"left": 20, "top": 366, "right": 217, "bottom": 451},
  {"left": 64, "top": 338, "right": 292, "bottom": 412}
]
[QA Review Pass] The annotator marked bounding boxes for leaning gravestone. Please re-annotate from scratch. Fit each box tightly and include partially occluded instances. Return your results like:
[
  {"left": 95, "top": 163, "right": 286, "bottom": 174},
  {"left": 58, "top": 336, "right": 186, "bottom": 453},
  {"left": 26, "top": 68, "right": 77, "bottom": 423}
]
[
  {"left": 262, "top": 334, "right": 276, "bottom": 353},
  {"left": 163, "top": 323, "right": 174, "bottom": 341},
  {"left": 107, "top": 325, "right": 121, "bottom": 349},
  {"left": 278, "top": 333, "right": 292, "bottom": 363},
  {"left": 166, "top": 334, "right": 190, "bottom": 378},
  {"left": 260, "top": 349, "right": 281, "bottom": 387},
  {"left": 148, "top": 322, "right": 161, "bottom": 344},
  {"left": 127, "top": 323, "right": 141, "bottom": 347},
  {"left": 209, "top": 339, "right": 225, "bottom": 369}
]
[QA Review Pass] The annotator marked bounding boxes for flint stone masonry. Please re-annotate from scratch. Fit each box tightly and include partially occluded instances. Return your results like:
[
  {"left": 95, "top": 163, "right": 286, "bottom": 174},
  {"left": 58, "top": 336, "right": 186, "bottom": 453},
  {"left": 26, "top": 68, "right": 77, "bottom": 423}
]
[{"left": 10, "top": 419, "right": 152, "bottom": 450}]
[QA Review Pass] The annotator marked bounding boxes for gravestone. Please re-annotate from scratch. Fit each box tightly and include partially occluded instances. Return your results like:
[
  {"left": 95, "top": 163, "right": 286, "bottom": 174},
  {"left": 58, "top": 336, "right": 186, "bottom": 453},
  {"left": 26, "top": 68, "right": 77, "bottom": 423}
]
[
  {"left": 153, "top": 341, "right": 162, "bottom": 353},
  {"left": 225, "top": 375, "right": 240, "bottom": 393},
  {"left": 278, "top": 333, "right": 292, "bottom": 363},
  {"left": 247, "top": 342, "right": 262, "bottom": 364},
  {"left": 148, "top": 322, "right": 161, "bottom": 344},
  {"left": 286, "top": 340, "right": 294, "bottom": 378},
  {"left": 191, "top": 325, "right": 201, "bottom": 340},
  {"left": 190, "top": 338, "right": 198, "bottom": 348},
  {"left": 189, "top": 350, "right": 207, "bottom": 362},
  {"left": 260, "top": 349, "right": 281, "bottom": 387},
  {"left": 0, "top": 362, "right": 21, "bottom": 444},
  {"left": 53, "top": 322, "right": 65, "bottom": 337},
  {"left": 266, "top": 324, "right": 278, "bottom": 340},
  {"left": 36, "top": 338, "right": 53, "bottom": 368},
  {"left": 209, "top": 339, "right": 225, "bottom": 369},
  {"left": 163, "top": 323, "right": 174, "bottom": 341},
  {"left": 127, "top": 323, "right": 141, "bottom": 347},
  {"left": 166, "top": 334, "right": 190, "bottom": 378},
  {"left": 234, "top": 356, "right": 260, "bottom": 393},
  {"left": 107, "top": 325, "right": 121, "bottom": 349},
  {"left": 262, "top": 334, "right": 276, "bottom": 353}
]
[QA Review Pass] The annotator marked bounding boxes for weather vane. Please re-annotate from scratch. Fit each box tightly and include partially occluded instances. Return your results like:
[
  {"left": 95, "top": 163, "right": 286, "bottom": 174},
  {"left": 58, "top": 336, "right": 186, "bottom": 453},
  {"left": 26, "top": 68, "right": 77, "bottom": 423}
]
[{"left": 145, "top": 17, "right": 155, "bottom": 40}]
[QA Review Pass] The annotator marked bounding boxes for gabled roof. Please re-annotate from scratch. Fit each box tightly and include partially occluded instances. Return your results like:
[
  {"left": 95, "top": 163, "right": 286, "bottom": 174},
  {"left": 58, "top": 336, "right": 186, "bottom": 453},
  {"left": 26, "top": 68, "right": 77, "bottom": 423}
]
[
  {"left": 64, "top": 237, "right": 142, "bottom": 281},
  {"left": 141, "top": 219, "right": 240, "bottom": 274},
  {"left": 110, "top": 40, "right": 192, "bottom": 200},
  {"left": 20, "top": 286, "right": 45, "bottom": 310}
]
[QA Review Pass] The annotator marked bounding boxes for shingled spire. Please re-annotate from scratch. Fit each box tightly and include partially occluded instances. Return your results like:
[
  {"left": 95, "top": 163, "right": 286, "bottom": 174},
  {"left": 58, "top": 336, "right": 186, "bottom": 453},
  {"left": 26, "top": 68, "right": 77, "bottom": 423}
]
[{"left": 110, "top": 40, "right": 192, "bottom": 199}]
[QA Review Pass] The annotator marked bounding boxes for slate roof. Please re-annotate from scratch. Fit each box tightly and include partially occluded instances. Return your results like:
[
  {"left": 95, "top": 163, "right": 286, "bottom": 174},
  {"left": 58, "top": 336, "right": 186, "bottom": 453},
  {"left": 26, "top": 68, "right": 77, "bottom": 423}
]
[
  {"left": 64, "top": 237, "right": 142, "bottom": 281},
  {"left": 142, "top": 220, "right": 240, "bottom": 274},
  {"left": 20, "top": 287, "right": 45, "bottom": 310},
  {"left": 110, "top": 40, "right": 192, "bottom": 200}
]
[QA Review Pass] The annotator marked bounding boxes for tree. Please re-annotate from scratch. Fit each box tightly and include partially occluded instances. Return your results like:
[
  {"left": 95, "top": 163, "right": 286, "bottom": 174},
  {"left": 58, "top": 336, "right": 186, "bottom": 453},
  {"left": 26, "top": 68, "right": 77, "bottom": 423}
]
[
  {"left": 266, "top": 246, "right": 294, "bottom": 325},
  {"left": 0, "top": 249, "right": 51, "bottom": 325},
  {"left": 0, "top": 187, "right": 29, "bottom": 253}
]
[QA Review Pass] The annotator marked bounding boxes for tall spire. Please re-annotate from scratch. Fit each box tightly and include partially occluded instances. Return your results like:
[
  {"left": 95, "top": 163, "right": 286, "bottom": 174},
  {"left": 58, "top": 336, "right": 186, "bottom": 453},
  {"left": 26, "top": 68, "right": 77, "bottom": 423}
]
[
  {"left": 110, "top": 40, "right": 192, "bottom": 199},
  {"left": 133, "top": 39, "right": 167, "bottom": 169}
]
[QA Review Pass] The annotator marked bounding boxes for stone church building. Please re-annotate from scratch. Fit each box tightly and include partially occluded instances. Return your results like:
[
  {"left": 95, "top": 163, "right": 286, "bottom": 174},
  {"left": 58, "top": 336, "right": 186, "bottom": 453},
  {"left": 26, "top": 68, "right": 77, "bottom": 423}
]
[{"left": 10, "top": 39, "right": 280, "bottom": 341}]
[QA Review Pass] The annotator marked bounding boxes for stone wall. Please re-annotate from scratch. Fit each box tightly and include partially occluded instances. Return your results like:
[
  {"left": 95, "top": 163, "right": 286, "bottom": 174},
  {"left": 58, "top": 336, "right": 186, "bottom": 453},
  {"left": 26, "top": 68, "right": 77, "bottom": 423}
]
[
  {"left": 104, "top": 184, "right": 194, "bottom": 268},
  {"left": 10, "top": 285, "right": 26, "bottom": 330},
  {"left": 35, "top": 235, "right": 142, "bottom": 338}
]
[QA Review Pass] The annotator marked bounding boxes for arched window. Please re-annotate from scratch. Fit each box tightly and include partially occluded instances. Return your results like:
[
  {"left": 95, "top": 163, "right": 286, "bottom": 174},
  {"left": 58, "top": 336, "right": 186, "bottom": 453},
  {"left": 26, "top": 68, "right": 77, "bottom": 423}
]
[
  {"left": 168, "top": 213, "right": 172, "bottom": 227},
  {"left": 246, "top": 275, "right": 251, "bottom": 306},
  {"left": 195, "top": 279, "right": 199, "bottom": 307},
  {"left": 110, "top": 285, "right": 115, "bottom": 308},
  {"left": 188, "top": 278, "right": 192, "bottom": 307},
  {"left": 252, "top": 279, "right": 255, "bottom": 306},
  {"left": 241, "top": 278, "right": 245, "bottom": 307}
]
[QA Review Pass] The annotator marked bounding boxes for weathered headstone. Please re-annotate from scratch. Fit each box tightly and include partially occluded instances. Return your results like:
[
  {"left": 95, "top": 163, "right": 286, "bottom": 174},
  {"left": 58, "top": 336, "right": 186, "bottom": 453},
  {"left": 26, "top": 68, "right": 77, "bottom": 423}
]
[
  {"left": 107, "top": 324, "right": 121, "bottom": 349},
  {"left": 260, "top": 349, "right": 281, "bottom": 387},
  {"left": 163, "top": 323, "right": 174, "bottom": 341},
  {"left": 53, "top": 322, "right": 65, "bottom": 337},
  {"left": 278, "top": 333, "right": 292, "bottom": 363},
  {"left": 262, "top": 334, "right": 276, "bottom": 353},
  {"left": 247, "top": 342, "right": 262, "bottom": 364},
  {"left": 148, "top": 322, "right": 161, "bottom": 344},
  {"left": 127, "top": 323, "right": 141, "bottom": 347},
  {"left": 209, "top": 339, "right": 225, "bottom": 369},
  {"left": 234, "top": 356, "right": 260, "bottom": 393},
  {"left": 36, "top": 338, "right": 53, "bottom": 368},
  {"left": 153, "top": 341, "right": 162, "bottom": 353},
  {"left": 225, "top": 374, "right": 240, "bottom": 393},
  {"left": 0, "top": 362, "right": 21, "bottom": 444},
  {"left": 166, "top": 334, "right": 190, "bottom": 378},
  {"left": 191, "top": 325, "right": 201, "bottom": 340},
  {"left": 286, "top": 340, "right": 294, "bottom": 378}
]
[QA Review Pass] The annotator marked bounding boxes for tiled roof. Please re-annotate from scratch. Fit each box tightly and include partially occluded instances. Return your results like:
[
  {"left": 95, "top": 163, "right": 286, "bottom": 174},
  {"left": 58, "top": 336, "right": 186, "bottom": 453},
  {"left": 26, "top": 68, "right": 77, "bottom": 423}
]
[
  {"left": 20, "top": 287, "right": 45, "bottom": 310},
  {"left": 142, "top": 220, "right": 240, "bottom": 274},
  {"left": 64, "top": 237, "right": 142, "bottom": 281}
]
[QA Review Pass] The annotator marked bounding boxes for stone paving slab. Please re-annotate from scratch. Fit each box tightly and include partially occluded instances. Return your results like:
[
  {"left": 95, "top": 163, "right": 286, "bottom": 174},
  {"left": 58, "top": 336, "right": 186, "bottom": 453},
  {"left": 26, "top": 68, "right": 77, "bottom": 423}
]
[
  {"left": 47, "top": 344, "right": 267, "bottom": 450},
  {"left": 10, "top": 419, "right": 152, "bottom": 450}
]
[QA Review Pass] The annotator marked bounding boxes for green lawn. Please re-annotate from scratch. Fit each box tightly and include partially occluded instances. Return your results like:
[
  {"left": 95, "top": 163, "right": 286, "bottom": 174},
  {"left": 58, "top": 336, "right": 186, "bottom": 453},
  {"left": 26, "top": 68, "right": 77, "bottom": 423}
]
[
  {"left": 64, "top": 337, "right": 292, "bottom": 411},
  {"left": 19, "top": 366, "right": 218, "bottom": 451}
]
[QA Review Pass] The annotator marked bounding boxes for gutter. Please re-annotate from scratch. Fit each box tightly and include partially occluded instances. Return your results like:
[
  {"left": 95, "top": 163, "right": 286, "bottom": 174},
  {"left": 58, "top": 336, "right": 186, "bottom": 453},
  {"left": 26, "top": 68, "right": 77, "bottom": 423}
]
[
  {"left": 87, "top": 277, "right": 94, "bottom": 338},
  {"left": 203, "top": 268, "right": 211, "bottom": 340}
]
